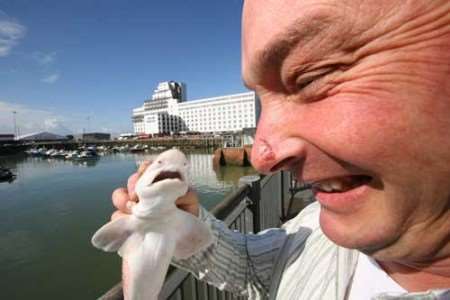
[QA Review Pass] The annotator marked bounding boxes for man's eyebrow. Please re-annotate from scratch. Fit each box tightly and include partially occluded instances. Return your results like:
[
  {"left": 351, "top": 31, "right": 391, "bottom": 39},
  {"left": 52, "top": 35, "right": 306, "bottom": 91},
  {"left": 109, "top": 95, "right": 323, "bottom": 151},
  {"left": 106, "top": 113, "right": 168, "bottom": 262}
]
[{"left": 253, "top": 15, "right": 334, "bottom": 77}]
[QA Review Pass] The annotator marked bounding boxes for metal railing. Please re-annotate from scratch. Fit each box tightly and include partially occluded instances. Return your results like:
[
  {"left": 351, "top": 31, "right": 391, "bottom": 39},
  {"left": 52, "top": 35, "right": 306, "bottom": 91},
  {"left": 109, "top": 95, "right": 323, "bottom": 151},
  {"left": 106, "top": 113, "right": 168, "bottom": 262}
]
[{"left": 99, "top": 171, "right": 291, "bottom": 300}]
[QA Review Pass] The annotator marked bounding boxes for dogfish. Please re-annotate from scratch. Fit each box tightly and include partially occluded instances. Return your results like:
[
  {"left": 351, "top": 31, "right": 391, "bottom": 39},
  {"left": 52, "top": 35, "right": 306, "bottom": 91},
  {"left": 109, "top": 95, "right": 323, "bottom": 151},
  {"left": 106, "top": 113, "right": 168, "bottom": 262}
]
[{"left": 92, "top": 149, "right": 213, "bottom": 300}]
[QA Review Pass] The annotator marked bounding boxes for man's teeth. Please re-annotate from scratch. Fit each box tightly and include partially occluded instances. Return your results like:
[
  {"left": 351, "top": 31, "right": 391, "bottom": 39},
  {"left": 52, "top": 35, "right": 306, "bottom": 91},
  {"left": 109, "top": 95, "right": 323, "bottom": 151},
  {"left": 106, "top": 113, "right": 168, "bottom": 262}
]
[
  {"left": 315, "top": 179, "right": 345, "bottom": 192},
  {"left": 313, "top": 176, "right": 369, "bottom": 193}
]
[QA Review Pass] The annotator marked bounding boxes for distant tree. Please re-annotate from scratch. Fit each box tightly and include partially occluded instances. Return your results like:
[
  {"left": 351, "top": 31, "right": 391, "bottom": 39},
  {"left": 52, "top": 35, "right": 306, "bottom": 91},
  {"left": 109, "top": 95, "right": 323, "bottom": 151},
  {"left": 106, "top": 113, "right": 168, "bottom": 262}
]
[{"left": 66, "top": 135, "right": 74, "bottom": 140}]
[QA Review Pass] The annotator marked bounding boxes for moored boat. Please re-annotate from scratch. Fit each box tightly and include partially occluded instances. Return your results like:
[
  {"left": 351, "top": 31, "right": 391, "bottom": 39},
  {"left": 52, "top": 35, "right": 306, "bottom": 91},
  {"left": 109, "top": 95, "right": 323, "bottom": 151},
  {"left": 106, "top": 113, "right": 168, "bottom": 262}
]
[
  {"left": 25, "top": 147, "right": 47, "bottom": 157},
  {"left": 0, "top": 167, "right": 15, "bottom": 182},
  {"left": 50, "top": 149, "right": 67, "bottom": 158},
  {"left": 72, "top": 150, "right": 99, "bottom": 161}
]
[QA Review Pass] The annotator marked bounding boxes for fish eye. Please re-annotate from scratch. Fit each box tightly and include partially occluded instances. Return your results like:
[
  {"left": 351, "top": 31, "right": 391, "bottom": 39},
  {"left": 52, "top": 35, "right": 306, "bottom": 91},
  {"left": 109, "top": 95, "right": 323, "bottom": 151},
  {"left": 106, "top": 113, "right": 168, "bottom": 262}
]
[{"left": 157, "top": 160, "right": 162, "bottom": 164}]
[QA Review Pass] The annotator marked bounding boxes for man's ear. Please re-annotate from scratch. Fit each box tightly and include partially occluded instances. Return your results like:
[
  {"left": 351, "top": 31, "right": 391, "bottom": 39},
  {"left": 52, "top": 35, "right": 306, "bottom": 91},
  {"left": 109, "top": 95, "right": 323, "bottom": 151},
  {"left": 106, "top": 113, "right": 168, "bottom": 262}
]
[{"left": 91, "top": 217, "right": 133, "bottom": 252}]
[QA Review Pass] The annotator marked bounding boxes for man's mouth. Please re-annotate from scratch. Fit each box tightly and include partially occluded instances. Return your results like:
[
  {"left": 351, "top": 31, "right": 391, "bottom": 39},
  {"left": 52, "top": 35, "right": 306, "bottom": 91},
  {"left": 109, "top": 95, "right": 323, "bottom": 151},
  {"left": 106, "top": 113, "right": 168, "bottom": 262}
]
[
  {"left": 311, "top": 175, "right": 372, "bottom": 193},
  {"left": 151, "top": 171, "right": 183, "bottom": 184}
]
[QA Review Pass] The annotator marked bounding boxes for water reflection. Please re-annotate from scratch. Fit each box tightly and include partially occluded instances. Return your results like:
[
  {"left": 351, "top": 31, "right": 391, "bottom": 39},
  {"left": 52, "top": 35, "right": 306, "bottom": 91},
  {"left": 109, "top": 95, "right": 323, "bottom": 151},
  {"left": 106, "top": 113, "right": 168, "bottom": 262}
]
[
  {"left": 0, "top": 153, "right": 27, "bottom": 169},
  {"left": 0, "top": 151, "right": 257, "bottom": 300},
  {"left": 0, "top": 155, "right": 22, "bottom": 184},
  {"left": 214, "top": 165, "right": 258, "bottom": 185},
  {"left": 70, "top": 159, "right": 100, "bottom": 167},
  {"left": 0, "top": 176, "right": 16, "bottom": 184}
]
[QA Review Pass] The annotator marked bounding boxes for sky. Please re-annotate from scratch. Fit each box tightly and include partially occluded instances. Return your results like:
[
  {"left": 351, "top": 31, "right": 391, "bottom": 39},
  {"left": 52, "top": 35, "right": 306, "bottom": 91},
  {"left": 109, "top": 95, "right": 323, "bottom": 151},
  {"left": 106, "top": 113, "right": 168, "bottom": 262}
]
[{"left": 0, "top": 0, "right": 246, "bottom": 136}]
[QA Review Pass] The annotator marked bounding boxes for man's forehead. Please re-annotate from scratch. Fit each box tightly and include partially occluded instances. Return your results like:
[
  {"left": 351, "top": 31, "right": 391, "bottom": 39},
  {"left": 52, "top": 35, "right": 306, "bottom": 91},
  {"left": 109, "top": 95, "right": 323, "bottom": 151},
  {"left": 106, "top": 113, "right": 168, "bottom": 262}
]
[
  {"left": 242, "top": 0, "right": 390, "bottom": 49},
  {"left": 242, "top": 1, "right": 346, "bottom": 87},
  {"left": 241, "top": 0, "right": 401, "bottom": 88}
]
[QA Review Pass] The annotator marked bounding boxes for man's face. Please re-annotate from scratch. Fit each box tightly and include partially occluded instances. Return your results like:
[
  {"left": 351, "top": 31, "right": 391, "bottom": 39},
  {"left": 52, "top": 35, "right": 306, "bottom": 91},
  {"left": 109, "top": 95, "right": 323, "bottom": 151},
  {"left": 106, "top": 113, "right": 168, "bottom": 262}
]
[{"left": 243, "top": 0, "right": 450, "bottom": 259}]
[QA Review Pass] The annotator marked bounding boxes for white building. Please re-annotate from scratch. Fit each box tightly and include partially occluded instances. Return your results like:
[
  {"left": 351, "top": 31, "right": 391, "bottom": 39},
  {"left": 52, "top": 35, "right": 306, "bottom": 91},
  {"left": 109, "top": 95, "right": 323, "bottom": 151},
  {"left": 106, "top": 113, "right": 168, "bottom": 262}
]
[
  {"left": 133, "top": 81, "right": 185, "bottom": 135},
  {"left": 132, "top": 81, "right": 258, "bottom": 135}
]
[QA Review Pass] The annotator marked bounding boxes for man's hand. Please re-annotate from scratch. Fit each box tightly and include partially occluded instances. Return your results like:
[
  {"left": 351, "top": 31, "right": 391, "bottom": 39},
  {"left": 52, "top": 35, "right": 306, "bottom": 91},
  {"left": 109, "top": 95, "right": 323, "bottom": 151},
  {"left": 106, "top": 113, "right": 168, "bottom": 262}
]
[{"left": 111, "top": 160, "right": 200, "bottom": 221}]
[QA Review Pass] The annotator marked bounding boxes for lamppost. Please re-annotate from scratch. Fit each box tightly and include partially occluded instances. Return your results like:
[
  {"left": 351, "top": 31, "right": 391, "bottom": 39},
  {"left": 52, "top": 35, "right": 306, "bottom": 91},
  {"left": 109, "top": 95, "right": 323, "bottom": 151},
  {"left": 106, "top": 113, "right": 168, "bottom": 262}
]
[
  {"left": 87, "top": 116, "right": 90, "bottom": 133},
  {"left": 12, "top": 111, "right": 17, "bottom": 139}
]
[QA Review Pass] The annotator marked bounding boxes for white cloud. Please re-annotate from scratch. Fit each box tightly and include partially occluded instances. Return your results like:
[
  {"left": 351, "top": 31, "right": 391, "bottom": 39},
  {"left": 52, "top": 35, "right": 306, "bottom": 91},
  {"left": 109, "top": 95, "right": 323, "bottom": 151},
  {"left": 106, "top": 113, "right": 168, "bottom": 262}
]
[
  {"left": 33, "top": 51, "right": 57, "bottom": 65},
  {"left": 0, "top": 101, "right": 72, "bottom": 135},
  {"left": 32, "top": 52, "right": 60, "bottom": 84},
  {"left": 0, "top": 101, "right": 133, "bottom": 136},
  {"left": 41, "top": 73, "right": 60, "bottom": 84},
  {"left": 0, "top": 16, "right": 26, "bottom": 57},
  {"left": 44, "top": 117, "right": 61, "bottom": 130}
]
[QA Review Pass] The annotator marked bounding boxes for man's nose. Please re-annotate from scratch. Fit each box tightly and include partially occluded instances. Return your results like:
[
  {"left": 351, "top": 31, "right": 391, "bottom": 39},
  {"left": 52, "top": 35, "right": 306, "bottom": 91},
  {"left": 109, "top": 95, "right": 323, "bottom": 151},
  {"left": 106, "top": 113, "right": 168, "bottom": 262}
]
[{"left": 250, "top": 109, "right": 306, "bottom": 174}]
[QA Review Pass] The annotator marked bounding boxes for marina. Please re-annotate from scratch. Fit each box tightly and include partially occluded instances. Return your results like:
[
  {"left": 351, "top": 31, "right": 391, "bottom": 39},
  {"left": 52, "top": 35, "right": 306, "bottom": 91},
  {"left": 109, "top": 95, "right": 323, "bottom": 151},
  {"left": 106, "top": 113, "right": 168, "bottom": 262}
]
[
  {"left": 0, "top": 3, "right": 311, "bottom": 299},
  {"left": 0, "top": 151, "right": 258, "bottom": 300}
]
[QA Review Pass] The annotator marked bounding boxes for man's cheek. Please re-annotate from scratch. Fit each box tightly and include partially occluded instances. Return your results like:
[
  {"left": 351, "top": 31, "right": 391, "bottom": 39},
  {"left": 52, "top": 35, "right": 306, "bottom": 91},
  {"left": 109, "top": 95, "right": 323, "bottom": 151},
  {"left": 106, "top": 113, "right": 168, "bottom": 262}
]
[{"left": 302, "top": 95, "right": 406, "bottom": 166}]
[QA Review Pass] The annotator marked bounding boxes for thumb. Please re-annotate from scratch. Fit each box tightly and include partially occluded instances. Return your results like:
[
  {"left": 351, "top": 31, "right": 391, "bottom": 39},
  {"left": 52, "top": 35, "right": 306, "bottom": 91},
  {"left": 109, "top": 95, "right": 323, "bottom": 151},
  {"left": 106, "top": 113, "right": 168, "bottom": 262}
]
[{"left": 128, "top": 161, "right": 151, "bottom": 202}]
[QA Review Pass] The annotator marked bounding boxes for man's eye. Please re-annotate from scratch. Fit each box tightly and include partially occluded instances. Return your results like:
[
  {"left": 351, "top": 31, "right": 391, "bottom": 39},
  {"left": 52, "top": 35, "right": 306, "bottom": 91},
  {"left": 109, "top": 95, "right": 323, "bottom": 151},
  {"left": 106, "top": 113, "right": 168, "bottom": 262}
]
[
  {"left": 293, "top": 66, "right": 339, "bottom": 93},
  {"left": 296, "top": 75, "right": 320, "bottom": 90}
]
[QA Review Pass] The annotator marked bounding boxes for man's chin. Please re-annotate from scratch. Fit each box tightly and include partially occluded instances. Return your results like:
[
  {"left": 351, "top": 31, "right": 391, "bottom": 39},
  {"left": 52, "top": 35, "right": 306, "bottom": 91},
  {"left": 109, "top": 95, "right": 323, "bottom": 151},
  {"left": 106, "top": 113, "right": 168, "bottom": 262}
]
[{"left": 319, "top": 207, "right": 392, "bottom": 251}]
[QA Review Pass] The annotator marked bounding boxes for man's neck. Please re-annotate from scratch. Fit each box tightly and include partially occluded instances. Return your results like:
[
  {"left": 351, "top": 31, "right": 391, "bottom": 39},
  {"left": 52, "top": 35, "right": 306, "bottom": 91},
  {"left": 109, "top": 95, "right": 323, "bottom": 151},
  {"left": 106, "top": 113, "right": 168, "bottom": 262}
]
[
  {"left": 371, "top": 207, "right": 450, "bottom": 292},
  {"left": 378, "top": 258, "right": 450, "bottom": 292}
]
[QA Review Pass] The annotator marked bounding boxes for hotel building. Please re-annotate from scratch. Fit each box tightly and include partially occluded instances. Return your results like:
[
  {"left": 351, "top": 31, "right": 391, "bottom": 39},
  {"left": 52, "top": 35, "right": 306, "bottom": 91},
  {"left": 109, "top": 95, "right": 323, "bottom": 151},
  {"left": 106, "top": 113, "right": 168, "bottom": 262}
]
[{"left": 132, "top": 81, "right": 258, "bottom": 135}]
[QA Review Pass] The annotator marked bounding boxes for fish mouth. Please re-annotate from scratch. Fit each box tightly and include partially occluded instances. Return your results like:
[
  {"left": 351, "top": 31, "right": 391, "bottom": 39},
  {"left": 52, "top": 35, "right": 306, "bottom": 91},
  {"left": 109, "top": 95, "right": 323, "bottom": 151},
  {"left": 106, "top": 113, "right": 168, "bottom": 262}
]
[{"left": 150, "top": 170, "right": 183, "bottom": 185}]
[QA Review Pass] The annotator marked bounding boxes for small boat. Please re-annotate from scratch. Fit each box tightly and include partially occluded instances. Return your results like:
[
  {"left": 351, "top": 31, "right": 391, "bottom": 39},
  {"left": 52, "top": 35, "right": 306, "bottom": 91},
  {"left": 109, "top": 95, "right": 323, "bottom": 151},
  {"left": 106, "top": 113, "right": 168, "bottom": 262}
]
[
  {"left": 111, "top": 146, "right": 121, "bottom": 153},
  {"left": 50, "top": 149, "right": 67, "bottom": 158},
  {"left": 87, "top": 145, "right": 97, "bottom": 152},
  {"left": 26, "top": 148, "right": 47, "bottom": 157},
  {"left": 0, "top": 167, "right": 15, "bottom": 182},
  {"left": 65, "top": 150, "right": 80, "bottom": 160},
  {"left": 130, "top": 144, "right": 146, "bottom": 153},
  {"left": 73, "top": 150, "right": 99, "bottom": 161},
  {"left": 43, "top": 149, "right": 57, "bottom": 157}
]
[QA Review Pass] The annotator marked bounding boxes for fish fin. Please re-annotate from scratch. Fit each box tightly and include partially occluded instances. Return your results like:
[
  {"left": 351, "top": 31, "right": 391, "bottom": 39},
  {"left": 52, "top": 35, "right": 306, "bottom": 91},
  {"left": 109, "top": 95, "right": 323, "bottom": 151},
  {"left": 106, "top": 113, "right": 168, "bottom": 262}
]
[
  {"left": 91, "top": 217, "right": 134, "bottom": 252},
  {"left": 125, "top": 233, "right": 175, "bottom": 300},
  {"left": 173, "top": 210, "right": 213, "bottom": 259}
]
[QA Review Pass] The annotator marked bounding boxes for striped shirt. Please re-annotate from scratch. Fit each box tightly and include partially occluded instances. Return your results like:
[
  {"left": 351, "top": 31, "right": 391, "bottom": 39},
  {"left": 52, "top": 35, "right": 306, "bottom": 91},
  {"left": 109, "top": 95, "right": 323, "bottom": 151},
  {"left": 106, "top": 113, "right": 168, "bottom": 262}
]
[{"left": 174, "top": 202, "right": 450, "bottom": 300}]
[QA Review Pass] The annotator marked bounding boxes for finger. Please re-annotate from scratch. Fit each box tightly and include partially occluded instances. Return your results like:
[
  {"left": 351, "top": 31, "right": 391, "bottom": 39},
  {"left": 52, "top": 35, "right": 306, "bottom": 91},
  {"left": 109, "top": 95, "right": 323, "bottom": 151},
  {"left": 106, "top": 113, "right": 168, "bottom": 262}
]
[
  {"left": 127, "top": 173, "right": 140, "bottom": 202},
  {"left": 176, "top": 188, "right": 199, "bottom": 216},
  {"left": 176, "top": 187, "right": 197, "bottom": 206},
  {"left": 137, "top": 160, "right": 151, "bottom": 176},
  {"left": 177, "top": 203, "right": 199, "bottom": 217},
  {"left": 112, "top": 187, "right": 132, "bottom": 213},
  {"left": 128, "top": 160, "right": 152, "bottom": 201},
  {"left": 126, "top": 201, "right": 136, "bottom": 211}
]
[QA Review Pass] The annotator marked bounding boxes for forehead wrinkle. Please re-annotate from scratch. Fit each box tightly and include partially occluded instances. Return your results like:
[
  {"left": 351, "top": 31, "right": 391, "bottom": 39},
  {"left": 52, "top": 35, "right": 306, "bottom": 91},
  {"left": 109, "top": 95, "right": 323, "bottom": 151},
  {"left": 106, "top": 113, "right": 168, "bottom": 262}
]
[{"left": 249, "top": 14, "right": 336, "bottom": 86}]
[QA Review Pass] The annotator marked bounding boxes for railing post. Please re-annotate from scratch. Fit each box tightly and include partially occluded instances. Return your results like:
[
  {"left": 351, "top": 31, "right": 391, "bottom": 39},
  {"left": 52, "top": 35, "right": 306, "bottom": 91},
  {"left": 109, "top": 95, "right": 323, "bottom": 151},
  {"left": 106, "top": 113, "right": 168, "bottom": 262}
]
[
  {"left": 239, "top": 175, "right": 261, "bottom": 232},
  {"left": 280, "top": 171, "right": 285, "bottom": 220}
]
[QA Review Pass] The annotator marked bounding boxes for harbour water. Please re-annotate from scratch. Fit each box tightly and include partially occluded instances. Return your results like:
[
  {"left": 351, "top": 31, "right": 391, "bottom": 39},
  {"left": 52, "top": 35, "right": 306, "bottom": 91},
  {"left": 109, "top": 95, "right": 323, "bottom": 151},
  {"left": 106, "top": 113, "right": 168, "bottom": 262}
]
[{"left": 0, "top": 151, "right": 257, "bottom": 300}]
